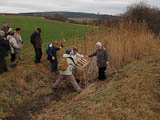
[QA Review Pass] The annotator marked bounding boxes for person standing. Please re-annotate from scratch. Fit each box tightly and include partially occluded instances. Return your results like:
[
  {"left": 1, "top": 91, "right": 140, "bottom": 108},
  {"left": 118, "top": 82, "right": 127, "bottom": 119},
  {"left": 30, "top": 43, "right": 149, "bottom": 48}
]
[
  {"left": 70, "top": 47, "right": 84, "bottom": 62},
  {"left": 7, "top": 31, "right": 20, "bottom": 68},
  {"left": 14, "top": 28, "right": 23, "bottom": 61},
  {"left": 52, "top": 49, "right": 82, "bottom": 93},
  {"left": 0, "top": 31, "right": 10, "bottom": 74},
  {"left": 48, "top": 42, "right": 63, "bottom": 73},
  {"left": 30, "top": 28, "right": 42, "bottom": 64},
  {"left": 85, "top": 42, "right": 110, "bottom": 81}
]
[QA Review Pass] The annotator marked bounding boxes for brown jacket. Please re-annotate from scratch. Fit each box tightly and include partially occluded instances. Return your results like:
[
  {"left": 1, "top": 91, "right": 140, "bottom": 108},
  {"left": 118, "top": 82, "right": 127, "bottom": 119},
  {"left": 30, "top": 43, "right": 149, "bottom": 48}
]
[{"left": 89, "top": 48, "right": 109, "bottom": 68}]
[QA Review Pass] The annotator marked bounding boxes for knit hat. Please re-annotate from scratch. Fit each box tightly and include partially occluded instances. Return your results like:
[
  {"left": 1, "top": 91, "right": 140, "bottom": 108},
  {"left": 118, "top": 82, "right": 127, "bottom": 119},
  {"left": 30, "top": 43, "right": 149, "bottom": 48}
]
[
  {"left": 66, "top": 49, "right": 72, "bottom": 54},
  {"left": 37, "top": 28, "right": 41, "bottom": 33},
  {"left": 16, "top": 28, "right": 21, "bottom": 31},
  {"left": 96, "top": 42, "right": 102, "bottom": 47}
]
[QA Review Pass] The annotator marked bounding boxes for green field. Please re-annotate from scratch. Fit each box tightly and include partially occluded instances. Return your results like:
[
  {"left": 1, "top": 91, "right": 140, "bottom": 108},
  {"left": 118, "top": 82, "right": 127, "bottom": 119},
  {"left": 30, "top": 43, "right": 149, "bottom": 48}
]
[{"left": 0, "top": 16, "right": 89, "bottom": 46}]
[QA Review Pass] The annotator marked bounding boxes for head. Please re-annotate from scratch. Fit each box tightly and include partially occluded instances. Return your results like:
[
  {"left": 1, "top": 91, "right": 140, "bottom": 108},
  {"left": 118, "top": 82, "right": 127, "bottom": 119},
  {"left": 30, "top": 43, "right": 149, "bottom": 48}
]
[
  {"left": 16, "top": 28, "right": 21, "bottom": 34},
  {"left": 73, "top": 47, "right": 78, "bottom": 54},
  {"left": 66, "top": 49, "right": 72, "bottom": 55},
  {"left": 2, "top": 22, "right": 8, "bottom": 27},
  {"left": 0, "top": 30, "right": 5, "bottom": 37},
  {"left": 52, "top": 41, "right": 56, "bottom": 47},
  {"left": 96, "top": 42, "right": 102, "bottom": 49},
  {"left": 36, "top": 28, "right": 41, "bottom": 34}
]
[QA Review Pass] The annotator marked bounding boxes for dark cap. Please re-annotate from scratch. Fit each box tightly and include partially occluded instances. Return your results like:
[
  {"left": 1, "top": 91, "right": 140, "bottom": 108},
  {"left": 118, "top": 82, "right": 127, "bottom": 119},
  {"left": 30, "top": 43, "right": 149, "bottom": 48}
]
[
  {"left": 16, "top": 28, "right": 21, "bottom": 31},
  {"left": 37, "top": 28, "right": 41, "bottom": 33}
]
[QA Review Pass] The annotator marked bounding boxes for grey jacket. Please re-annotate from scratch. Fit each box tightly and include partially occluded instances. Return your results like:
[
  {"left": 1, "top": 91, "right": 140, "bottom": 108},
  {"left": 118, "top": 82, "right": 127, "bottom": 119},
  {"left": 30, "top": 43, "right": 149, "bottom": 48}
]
[
  {"left": 89, "top": 48, "right": 109, "bottom": 68},
  {"left": 14, "top": 33, "right": 23, "bottom": 49},
  {"left": 7, "top": 35, "right": 19, "bottom": 54}
]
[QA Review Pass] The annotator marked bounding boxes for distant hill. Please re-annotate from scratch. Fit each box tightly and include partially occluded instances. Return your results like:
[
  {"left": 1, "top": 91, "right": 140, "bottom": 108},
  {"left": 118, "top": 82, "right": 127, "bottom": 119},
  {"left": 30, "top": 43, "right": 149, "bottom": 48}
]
[{"left": 20, "top": 11, "right": 119, "bottom": 20}]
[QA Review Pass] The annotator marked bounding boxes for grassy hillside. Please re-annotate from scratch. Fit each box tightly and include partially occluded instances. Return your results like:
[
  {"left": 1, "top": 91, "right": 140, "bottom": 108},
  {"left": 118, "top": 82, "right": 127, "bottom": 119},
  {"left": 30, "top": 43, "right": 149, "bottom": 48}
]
[
  {"left": 32, "top": 57, "right": 160, "bottom": 120},
  {"left": 0, "top": 15, "right": 88, "bottom": 45}
]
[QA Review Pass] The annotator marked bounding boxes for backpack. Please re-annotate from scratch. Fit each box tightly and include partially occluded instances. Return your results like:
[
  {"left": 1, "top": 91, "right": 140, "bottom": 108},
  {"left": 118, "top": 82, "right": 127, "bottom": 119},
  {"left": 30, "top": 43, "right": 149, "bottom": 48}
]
[
  {"left": 58, "top": 56, "right": 77, "bottom": 71},
  {"left": 46, "top": 44, "right": 52, "bottom": 54},
  {"left": 46, "top": 45, "right": 50, "bottom": 54},
  {"left": 58, "top": 57, "right": 68, "bottom": 71}
]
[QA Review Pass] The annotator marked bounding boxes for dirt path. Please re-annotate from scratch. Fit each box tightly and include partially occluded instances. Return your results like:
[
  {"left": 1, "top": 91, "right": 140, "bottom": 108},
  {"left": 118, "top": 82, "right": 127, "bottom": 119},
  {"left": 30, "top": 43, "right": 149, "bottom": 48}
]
[{"left": 5, "top": 92, "right": 61, "bottom": 120}]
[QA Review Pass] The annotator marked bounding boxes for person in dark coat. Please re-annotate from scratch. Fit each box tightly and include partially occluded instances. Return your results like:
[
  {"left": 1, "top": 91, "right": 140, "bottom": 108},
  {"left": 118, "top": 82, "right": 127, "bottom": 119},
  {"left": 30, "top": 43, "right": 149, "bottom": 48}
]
[
  {"left": 30, "top": 28, "right": 43, "bottom": 64},
  {"left": 48, "top": 42, "right": 63, "bottom": 73},
  {"left": 85, "top": 42, "right": 110, "bottom": 81},
  {"left": 0, "top": 31, "right": 10, "bottom": 74}
]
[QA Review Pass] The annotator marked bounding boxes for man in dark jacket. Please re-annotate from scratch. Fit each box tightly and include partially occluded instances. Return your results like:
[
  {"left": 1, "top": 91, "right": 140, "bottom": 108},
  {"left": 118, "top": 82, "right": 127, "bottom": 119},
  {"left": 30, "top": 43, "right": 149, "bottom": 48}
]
[
  {"left": 85, "top": 42, "right": 110, "bottom": 81},
  {"left": 30, "top": 28, "right": 43, "bottom": 64},
  {"left": 0, "top": 31, "right": 10, "bottom": 74}
]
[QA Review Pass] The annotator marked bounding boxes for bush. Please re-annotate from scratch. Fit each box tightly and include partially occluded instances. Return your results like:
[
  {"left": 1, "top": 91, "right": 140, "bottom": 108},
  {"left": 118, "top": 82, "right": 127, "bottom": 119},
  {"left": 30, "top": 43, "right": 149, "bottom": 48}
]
[{"left": 123, "top": 2, "right": 160, "bottom": 36}]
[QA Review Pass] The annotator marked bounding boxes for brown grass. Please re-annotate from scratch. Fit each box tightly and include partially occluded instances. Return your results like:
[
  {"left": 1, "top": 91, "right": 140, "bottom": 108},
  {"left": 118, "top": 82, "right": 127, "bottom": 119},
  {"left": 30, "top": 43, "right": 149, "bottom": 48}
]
[
  {"left": 31, "top": 21, "right": 160, "bottom": 120},
  {"left": 32, "top": 57, "right": 160, "bottom": 120}
]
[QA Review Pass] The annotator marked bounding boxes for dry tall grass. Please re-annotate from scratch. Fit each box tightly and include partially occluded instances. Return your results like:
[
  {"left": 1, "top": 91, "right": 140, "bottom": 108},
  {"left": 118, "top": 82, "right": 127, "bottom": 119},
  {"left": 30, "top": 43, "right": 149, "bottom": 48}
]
[{"left": 72, "top": 21, "right": 160, "bottom": 78}]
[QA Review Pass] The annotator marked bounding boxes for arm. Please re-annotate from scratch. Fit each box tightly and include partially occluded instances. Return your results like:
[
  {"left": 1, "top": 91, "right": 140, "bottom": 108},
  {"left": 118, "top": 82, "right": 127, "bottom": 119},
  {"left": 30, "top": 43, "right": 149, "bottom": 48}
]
[
  {"left": 76, "top": 53, "right": 84, "bottom": 58},
  {"left": 88, "top": 51, "right": 97, "bottom": 57},
  {"left": 104, "top": 50, "right": 110, "bottom": 65},
  {"left": 104, "top": 50, "right": 110, "bottom": 62},
  {"left": 56, "top": 47, "right": 60, "bottom": 51},
  {"left": 30, "top": 33, "right": 35, "bottom": 44},
  {"left": 2, "top": 40, "right": 10, "bottom": 50},
  {"left": 11, "top": 39, "right": 19, "bottom": 49}
]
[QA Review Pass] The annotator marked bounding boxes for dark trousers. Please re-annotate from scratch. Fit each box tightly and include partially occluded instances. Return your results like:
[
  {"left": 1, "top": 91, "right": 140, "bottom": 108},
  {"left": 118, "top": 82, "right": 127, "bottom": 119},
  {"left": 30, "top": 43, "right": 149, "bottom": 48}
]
[
  {"left": 34, "top": 48, "right": 42, "bottom": 63},
  {"left": 50, "top": 59, "right": 58, "bottom": 72},
  {"left": 11, "top": 53, "right": 16, "bottom": 62},
  {"left": 0, "top": 57, "right": 8, "bottom": 74},
  {"left": 98, "top": 67, "right": 106, "bottom": 80}
]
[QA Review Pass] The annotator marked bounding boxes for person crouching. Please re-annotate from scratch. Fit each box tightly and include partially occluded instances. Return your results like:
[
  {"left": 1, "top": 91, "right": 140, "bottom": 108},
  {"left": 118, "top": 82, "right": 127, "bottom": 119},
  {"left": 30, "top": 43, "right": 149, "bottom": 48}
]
[{"left": 52, "top": 49, "right": 82, "bottom": 93}]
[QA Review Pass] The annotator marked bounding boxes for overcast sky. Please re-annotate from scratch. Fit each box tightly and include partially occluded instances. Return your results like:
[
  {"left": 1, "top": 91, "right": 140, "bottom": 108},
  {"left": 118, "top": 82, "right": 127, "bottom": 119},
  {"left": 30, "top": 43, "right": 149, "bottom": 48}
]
[{"left": 0, "top": 0, "right": 160, "bottom": 15}]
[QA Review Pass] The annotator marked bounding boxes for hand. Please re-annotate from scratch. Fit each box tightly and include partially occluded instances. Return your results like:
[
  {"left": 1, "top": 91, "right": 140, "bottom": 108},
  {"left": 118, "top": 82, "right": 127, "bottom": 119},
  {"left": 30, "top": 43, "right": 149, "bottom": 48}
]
[
  {"left": 60, "top": 43, "right": 64, "bottom": 48},
  {"left": 106, "top": 61, "right": 110, "bottom": 65},
  {"left": 83, "top": 56, "right": 88, "bottom": 59},
  {"left": 52, "top": 56, "right": 55, "bottom": 60}
]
